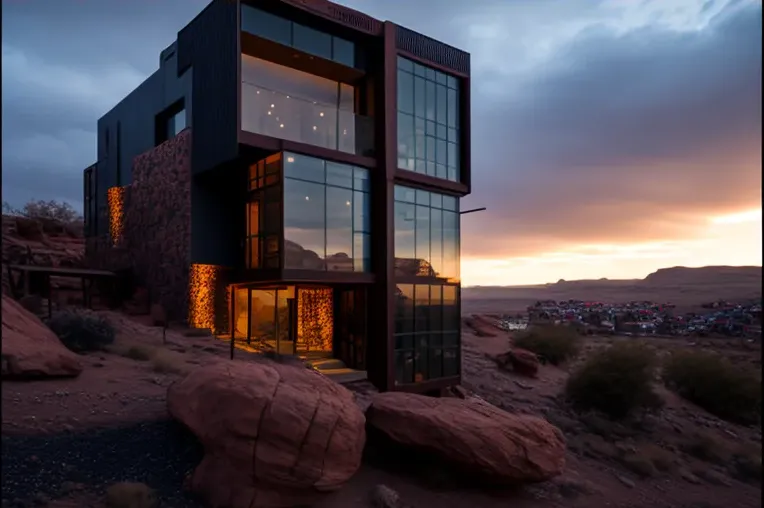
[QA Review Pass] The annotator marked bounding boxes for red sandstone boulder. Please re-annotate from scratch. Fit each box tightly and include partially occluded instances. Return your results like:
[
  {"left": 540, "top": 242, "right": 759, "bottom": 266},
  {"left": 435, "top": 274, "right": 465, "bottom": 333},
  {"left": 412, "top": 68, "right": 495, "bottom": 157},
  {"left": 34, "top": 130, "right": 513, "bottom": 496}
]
[
  {"left": 1, "top": 294, "right": 83, "bottom": 379},
  {"left": 496, "top": 348, "right": 540, "bottom": 378},
  {"left": 167, "top": 360, "right": 366, "bottom": 508},
  {"left": 366, "top": 392, "right": 566, "bottom": 484}
]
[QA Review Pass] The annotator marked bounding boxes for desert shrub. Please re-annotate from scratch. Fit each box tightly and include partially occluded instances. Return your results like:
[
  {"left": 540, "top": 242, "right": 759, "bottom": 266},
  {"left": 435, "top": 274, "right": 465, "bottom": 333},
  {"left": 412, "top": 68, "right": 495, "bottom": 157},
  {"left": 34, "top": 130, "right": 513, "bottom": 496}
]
[
  {"left": 21, "top": 199, "right": 81, "bottom": 224},
  {"left": 663, "top": 350, "right": 761, "bottom": 425},
  {"left": 565, "top": 342, "right": 661, "bottom": 419},
  {"left": 512, "top": 325, "right": 580, "bottom": 365},
  {"left": 46, "top": 310, "right": 116, "bottom": 352}
]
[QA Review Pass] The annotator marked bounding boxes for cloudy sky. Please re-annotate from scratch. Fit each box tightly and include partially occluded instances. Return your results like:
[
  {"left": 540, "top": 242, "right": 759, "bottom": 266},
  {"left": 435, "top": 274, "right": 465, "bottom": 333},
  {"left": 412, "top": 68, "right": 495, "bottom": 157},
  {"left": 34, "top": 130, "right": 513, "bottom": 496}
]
[{"left": 3, "top": 0, "right": 761, "bottom": 285}]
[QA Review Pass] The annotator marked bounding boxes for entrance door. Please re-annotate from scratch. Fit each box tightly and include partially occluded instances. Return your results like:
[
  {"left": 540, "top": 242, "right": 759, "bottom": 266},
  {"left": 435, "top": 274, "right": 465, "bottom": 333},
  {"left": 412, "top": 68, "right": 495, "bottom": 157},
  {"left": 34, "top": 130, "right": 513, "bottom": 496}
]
[
  {"left": 333, "top": 287, "right": 367, "bottom": 370},
  {"left": 230, "top": 285, "right": 294, "bottom": 354}
]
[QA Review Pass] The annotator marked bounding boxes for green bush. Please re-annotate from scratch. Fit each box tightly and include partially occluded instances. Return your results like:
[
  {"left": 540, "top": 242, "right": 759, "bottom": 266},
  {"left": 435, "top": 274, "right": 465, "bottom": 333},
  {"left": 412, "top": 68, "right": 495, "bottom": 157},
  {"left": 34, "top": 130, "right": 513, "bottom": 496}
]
[
  {"left": 46, "top": 310, "right": 116, "bottom": 353},
  {"left": 512, "top": 325, "right": 580, "bottom": 365},
  {"left": 663, "top": 350, "right": 761, "bottom": 425},
  {"left": 565, "top": 342, "right": 661, "bottom": 419}
]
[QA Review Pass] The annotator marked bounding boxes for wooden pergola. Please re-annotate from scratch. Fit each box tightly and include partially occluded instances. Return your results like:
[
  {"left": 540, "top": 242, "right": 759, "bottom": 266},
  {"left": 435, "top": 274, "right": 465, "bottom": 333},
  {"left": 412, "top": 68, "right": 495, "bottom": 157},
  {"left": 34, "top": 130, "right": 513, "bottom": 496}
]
[{"left": 5, "top": 264, "right": 121, "bottom": 318}]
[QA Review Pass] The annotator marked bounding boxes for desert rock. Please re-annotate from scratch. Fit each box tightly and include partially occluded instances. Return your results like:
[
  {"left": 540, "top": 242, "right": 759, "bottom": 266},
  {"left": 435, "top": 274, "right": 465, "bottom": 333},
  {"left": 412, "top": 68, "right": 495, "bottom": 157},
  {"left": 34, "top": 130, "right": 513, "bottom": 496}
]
[
  {"left": 167, "top": 359, "right": 366, "bottom": 508},
  {"left": 496, "top": 348, "right": 540, "bottom": 377},
  {"left": 366, "top": 392, "right": 566, "bottom": 484},
  {"left": 1, "top": 294, "right": 83, "bottom": 379}
]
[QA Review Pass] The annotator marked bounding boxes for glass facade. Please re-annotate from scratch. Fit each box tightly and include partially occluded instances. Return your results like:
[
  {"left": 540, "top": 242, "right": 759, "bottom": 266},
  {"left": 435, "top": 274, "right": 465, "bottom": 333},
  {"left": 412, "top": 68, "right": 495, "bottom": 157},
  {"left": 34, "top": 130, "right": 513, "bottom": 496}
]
[
  {"left": 241, "top": 5, "right": 356, "bottom": 67},
  {"left": 394, "top": 283, "right": 460, "bottom": 384},
  {"left": 241, "top": 55, "right": 374, "bottom": 156},
  {"left": 393, "top": 185, "right": 460, "bottom": 282},
  {"left": 246, "top": 155, "right": 282, "bottom": 269},
  {"left": 396, "top": 57, "right": 461, "bottom": 182},
  {"left": 393, "top": 184, "right": 461, "bottom": 385},
  {"left": 283, "top": 153, "right": 370, "bottom": 272}
]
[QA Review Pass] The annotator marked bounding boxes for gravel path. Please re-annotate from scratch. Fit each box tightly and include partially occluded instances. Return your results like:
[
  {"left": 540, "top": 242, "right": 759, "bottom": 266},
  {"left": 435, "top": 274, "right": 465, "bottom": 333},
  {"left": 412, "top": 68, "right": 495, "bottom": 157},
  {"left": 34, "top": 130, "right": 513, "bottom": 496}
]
[{"left": 1, "top": 419, "right": 204, "bottom": 507}]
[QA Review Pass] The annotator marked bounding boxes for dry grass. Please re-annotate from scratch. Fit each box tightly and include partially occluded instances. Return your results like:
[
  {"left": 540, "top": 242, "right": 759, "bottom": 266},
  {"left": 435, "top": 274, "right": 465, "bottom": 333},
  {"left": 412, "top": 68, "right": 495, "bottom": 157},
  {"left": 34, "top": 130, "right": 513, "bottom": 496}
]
[
  {"left": 110, "top": 339, "right": 190, "bottom": 376},
  {"left": 150, "top": 350, "right": 190, "bottom": 375},
  {"left": 104, "top": 482, "right": 158, "bottom": 508}
]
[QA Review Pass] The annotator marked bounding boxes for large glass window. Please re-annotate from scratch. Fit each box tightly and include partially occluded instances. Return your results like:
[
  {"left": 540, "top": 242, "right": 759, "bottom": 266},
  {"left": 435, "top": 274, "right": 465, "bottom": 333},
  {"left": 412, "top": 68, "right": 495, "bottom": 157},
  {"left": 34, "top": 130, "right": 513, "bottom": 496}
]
[
  {"left": 241, "top": 55, "right": 373, "bottom": 157},
  {"left": 284, "top": 153, "right": 370, "bottom": 271},
  {"left": 394, "top": 283, "right": 460, "bottom": 385},
  {"left": 241, "top": 5, "right": 356, "bottom": 67},
  {"left": 394, "top": 185, "right": 459, "bottom": 282},
  {"left": 246, "top": 156, "right": 282, "bottom": 269},
  {"left": 397, "top": 57, "right": 460, "bottom": 182}
]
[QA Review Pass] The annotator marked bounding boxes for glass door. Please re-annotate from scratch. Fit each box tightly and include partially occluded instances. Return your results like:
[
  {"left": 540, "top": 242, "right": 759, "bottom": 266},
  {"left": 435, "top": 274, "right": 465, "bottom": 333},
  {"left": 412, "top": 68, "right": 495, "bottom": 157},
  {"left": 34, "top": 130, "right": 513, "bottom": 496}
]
[{"left": 333, "top": 287, "right": 367, "bottom": 370}]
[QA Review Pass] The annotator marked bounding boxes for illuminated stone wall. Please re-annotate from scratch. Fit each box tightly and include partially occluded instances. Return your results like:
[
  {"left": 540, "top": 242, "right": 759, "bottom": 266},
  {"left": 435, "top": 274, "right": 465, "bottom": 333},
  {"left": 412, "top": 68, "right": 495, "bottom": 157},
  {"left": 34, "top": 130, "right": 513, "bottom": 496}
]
[
  {"left": 297, "top": 288, "right": 333, "bottom": 352},
  {"left": 188, "top": 263, "right": 230, "bottom": 333},
  {"left": 107, "top": 186, "right": 125, "bottom": 246}
]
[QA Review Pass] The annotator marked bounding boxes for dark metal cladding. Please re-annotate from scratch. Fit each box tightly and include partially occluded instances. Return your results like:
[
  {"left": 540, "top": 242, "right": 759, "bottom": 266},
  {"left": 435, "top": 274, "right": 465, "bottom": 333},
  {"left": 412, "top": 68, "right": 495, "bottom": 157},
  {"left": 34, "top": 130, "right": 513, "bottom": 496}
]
[
  {"left": 178, "top": 0, "right": 240, "bottom": 174},
  {"left": 279, "top": 0, "right": 383, "bottom": 34},
  {"left": 394, "top": 25, "right": 470, "bottom": 75}
]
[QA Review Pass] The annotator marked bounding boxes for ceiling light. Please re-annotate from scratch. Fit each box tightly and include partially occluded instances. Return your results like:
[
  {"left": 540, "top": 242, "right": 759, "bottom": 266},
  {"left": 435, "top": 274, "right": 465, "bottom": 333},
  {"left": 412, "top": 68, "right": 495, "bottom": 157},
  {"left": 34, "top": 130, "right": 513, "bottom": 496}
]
[
  {"left": 319, "top": 112, "right": 324, "bottom": 117},
  {"left": 280, "top": 124, "right": 284, "bottom": 128},
  {"left": 313, "top": 126, "right": 317, "bottom": 130},
  {"left": 287, "top": 157, "right": 294, "bottom": 163}
]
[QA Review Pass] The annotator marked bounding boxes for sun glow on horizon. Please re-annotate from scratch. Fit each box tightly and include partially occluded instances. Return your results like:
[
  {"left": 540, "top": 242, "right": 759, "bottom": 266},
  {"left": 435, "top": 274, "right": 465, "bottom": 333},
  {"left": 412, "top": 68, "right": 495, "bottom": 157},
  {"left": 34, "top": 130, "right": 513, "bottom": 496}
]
[{"left": 462, "top": 208, "right": 763, "bottom": 286}]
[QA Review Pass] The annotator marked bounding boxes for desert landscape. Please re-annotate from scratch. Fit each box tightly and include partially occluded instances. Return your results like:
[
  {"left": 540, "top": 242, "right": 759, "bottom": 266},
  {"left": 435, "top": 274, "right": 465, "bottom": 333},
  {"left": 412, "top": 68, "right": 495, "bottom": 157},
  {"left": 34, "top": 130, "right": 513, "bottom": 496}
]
[{"left": 2, "top": 211, "right": 762, "bottom": 508}]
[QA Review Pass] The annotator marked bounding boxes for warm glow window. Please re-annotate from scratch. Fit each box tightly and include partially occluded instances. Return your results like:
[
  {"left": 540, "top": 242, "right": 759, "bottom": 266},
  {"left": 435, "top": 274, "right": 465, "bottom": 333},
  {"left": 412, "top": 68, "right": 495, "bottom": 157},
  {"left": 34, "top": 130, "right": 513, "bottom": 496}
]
[
  {"left": 394, "top": 283, "right": 460, "bottom": 384},
  {"left": 283, "top": 153, "right": 370, "bottom": 272},
  {"left": 246, "top": 156, "right": 282, "bottom": 269},
  {"left": 393, "top": 185, "right": 460, "bottom": 282},
  {"left": 240, "top": 55, "right": 373, "bottom": 157},
  {"left": 396, "top": 57, "right": 460, "bottom": 182}
]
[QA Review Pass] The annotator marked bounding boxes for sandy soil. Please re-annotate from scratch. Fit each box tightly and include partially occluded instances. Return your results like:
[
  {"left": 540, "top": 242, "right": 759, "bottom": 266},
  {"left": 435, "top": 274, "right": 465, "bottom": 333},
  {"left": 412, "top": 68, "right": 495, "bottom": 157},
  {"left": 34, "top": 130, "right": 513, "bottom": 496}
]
[{"left": 2, "top": 311, "right": 761, "bottom": 508}]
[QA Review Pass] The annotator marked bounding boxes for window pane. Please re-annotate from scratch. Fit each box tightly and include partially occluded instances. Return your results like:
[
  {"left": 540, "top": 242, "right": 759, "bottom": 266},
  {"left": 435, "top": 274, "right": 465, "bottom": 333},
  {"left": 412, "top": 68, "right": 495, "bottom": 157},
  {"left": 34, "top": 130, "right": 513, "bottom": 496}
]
[
  {"left": 436, "top": 84, "right": 448, "bottom": 125},
  {"left": 284, "top": 152, "right": 324, "bottom": 183},
  {"left": 174, "top": 109, "right": 187, "bottom": 135},
  {"left": 447, "top": 75, "right": 458, "bottom": 90},
  {"left": 248, "top": 237, "right": 260, "bottom": 268},
  {"left": 293, "top": 23, "right": 332, "bottom": 60},
  {"left": 442, "top": 211, "right": 459, "bottom": 281},
  {"left": 326, "top": 186, "right": 353, "bottom": 271},
  {"left": 397, "top": 56, "right": 413, "bottom": 72},
  {"left": 436, "top": 71, "right": 448, "bottom": 85},
  {"left": 284, "top": 179, "right": 326, "bottom": 268},
  {"left": 339, "top": 83, "right": 355, "bottom": 111},
  {"left": 442, "top": 195, "right": 457, "bottom": 211},
  {"left": 430, "top": 285, "right": 443, "bottom": 331},
  {"left": 241, "top": 6, "right": 291, "bottom": 46},
  {"left": 443, "top": 285, "right": 458, "bottom": 331},
  {"left": 430, "top": 208, "right": 443, "bottom": 278},
  {"left": 415, "top": 118, "right": 425, "bottom": 161},
  {"left": 326, "top": 162, "right": 353, "bottom": 188},
  {"left": 425, "top": 81, "right": 436, "bottom": 121},
  {"left": 429, "top": 348, "right": 443, "bottom": 379},
  {"left": 414, "top": 77, "right": 426, "bottom": 118},
  {"left": 415, "top": 189, "right": 430, "bottom": 206},
  {"left": 394, "top": 202, "right": 416, "bottom": 276},
  {"left": 398, "top": 70, "right": 414, "bottom": 114},
  {"left": 354, "top": 167, "right": 369, "bottom": 192},
  {"left": 436, "top": 164, "right": 448, "bottom": 180},
  {"left": 397, "top": 112, "right": 415, "bottom": 169},
  {"left": 395, "top": 284, "right": 415, "bottom": 334},
  {"left": 448, "top": 142, "right": 458, "bottom": 170},
  {"left": 248, "top": 201, "right": 260, "bottom": 236},
  {"left": 353, "top": 190, "right": 369, "bottom": 232},
  {"left": 394, "top": 185, "right": 416, "bottom": 203},
  {"left": 353, "top": 232, "right": 370, "bottom": 272},
  {"left": 415, "top": 285, "right": 430, "bottom": 332},
  {"left": 413, "top": 62, "right": 426, "bottom": 77},
  {"left": 332, "top": 36, "right": 355, "bottom": 67},
  {"left": 436, "top": 139, "right": 447, "bottom": 166},
  {"left": 447, "top": 88, "right": 457, "bottom": 128},
  {"left": 415, "top": 205, "right": 431, "bottom": 275}
]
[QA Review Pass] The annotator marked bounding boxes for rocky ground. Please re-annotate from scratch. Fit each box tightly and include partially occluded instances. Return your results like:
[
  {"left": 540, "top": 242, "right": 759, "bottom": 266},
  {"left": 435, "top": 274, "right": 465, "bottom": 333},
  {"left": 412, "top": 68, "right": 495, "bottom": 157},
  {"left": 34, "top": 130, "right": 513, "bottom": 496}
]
[{"left": 2, "top": 308, "right": 761, "bottom": 507}]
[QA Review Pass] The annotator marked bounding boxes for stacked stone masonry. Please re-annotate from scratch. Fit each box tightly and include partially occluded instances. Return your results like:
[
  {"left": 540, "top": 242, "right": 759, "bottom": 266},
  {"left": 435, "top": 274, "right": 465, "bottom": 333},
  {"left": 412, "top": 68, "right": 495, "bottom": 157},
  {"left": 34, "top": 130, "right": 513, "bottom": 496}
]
[{"left": 87, "top": 129, "right": 192, "bottom": 321}]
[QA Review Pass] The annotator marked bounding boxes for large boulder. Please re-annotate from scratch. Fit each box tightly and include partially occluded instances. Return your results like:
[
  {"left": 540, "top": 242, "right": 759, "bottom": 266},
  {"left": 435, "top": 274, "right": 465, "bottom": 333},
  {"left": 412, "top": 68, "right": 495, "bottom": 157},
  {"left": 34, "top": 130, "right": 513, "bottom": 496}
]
[
  {"left": 496, "top": 348, "right": 540, "bottom": 378},
  {"left": 1, "top": 294, "right": 83, "bottom": 378},
  {"left": 167, "top": 360, "right": 366, "bottom": 508},
  {"left": 366, "top": 392, "right": 565, "bottom": 484}
]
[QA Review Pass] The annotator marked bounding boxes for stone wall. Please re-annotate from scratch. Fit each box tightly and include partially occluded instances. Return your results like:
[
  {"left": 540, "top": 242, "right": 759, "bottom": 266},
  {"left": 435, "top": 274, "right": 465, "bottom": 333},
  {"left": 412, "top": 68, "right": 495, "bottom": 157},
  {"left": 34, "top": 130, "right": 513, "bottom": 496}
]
[{"left": 86, "top": 129, "right": 192, "bottom": 321}]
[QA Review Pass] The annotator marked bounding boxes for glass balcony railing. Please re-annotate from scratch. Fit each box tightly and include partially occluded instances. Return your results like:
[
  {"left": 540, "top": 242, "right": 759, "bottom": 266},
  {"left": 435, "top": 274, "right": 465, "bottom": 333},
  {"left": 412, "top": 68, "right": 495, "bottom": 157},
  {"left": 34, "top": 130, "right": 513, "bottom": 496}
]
[{"left": 241, "top": 82, "right": 375, "bottom": 157}]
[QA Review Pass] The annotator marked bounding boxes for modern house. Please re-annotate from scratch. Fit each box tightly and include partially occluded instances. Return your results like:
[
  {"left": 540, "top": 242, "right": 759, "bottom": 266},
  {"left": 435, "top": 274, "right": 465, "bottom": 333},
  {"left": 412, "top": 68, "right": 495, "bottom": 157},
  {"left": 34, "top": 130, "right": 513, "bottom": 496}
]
[{"left": 83, "top": 0, "right": 471, "bottom": 393}]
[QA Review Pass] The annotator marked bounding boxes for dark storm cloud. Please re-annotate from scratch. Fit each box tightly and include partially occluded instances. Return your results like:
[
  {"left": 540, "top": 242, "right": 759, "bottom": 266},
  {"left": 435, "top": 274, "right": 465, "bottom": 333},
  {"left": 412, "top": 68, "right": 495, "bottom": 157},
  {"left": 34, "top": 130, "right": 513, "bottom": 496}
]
[
  {"left": 1, "top": 0, "right": 208, "bottom": 208},
  {"left": 465, "top": 1, "right": 762, "bottom": 257}
]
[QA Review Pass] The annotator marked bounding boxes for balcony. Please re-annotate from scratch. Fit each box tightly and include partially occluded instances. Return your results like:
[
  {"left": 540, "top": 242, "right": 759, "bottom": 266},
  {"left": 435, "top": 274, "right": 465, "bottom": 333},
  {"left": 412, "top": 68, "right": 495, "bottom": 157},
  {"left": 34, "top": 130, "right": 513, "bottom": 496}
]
[{"left": 241, "top": 82, "right": 374, "bottom": 158}]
